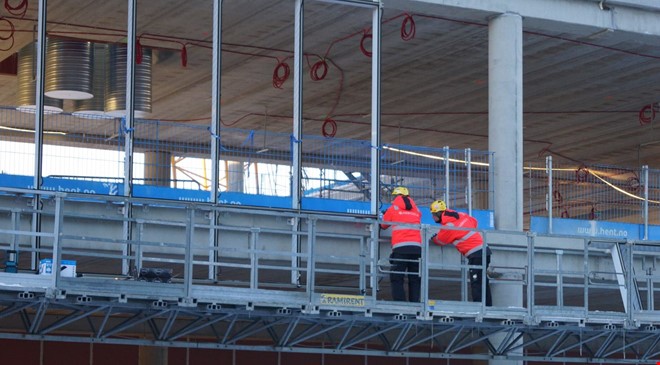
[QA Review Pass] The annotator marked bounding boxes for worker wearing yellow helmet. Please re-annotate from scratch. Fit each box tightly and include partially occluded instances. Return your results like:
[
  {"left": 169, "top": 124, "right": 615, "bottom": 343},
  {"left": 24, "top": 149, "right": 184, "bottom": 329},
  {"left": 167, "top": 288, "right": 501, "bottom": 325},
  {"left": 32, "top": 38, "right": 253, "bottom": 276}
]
[
  {"left": 429, "top": 199, "right": 492, "bottom": 306},
  {"left": 380, "top": 186, "right": 422, "bottom": 302}
]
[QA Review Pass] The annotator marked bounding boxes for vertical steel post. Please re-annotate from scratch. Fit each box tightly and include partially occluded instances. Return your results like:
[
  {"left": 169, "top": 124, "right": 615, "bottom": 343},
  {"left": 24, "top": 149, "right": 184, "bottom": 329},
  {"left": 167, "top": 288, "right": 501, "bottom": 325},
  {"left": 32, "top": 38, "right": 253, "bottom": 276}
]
[
  {"left": 250, "top": 227, "right": 259, "bottom": 289},
  {"left": 291, "top": 0, "right": 304, "bottom": 286},
  {"left": 527, "top": 232, "right": 535, "bottom": 319},
  {"left": 51, "top": 195, "right": 63, "bottom": 288},
  {"left": 466, "top": 148, "right": 472, "bottom": 215},
  {"left": 643, "top": 165, "right": 649, "bottom": 240},
  {"left": 184, "top": 207, "right": 195, "bottom": 298},
  {"left": 547, "top": 155, "right": 553, "bottom": 234},
  {"left": 31, "top": 0, "right": 48, "bottom": 270},
  {"left": 444, "top": 146, "right": 449, "bottom": 204},
  {"left": 121, "top": 0, "right": 137, "bottom": 276},
  {"left": 369, "top": 2, "right": 382, "bottom": 214},
  {"left": 208, "top": 0, "right": 224, "bottom": 281}
]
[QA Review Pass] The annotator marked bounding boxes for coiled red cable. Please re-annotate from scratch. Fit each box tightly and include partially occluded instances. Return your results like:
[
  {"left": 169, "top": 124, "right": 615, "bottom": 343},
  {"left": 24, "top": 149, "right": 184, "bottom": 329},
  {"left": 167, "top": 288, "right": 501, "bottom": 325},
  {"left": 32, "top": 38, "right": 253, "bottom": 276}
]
[
  {"left": 639, "top": 104, "right": 656, "bottom": 125},
  {"left": 401, "top": 14, "right": 416, "bottom": 41},
  {"left": 0, "top": 17, "right": 14, "bottom": 51},
  {"left": 272, "top": 59, "right": 290, "bottom": 89},
  {"left": 4, "top": 0, "right": 28, "bottom": 18},
  {"left": 322, "top": 118, "right": 337, "bottom": 138},
  {"left": 310, "top": 58, "right": 328, "bottom": 81},
  {"left": 359, "top": 31, "right": 372, "bottom": 58}
]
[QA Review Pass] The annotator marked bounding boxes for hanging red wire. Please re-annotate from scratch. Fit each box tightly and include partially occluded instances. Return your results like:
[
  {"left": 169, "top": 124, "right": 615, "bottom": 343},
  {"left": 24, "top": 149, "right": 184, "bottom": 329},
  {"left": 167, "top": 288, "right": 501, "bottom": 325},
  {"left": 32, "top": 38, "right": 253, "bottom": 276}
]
[
  {"left": 639, "top": 104, "right": 656, "bottom": 125},
  {"left": 136, "top": 37, "right": 143, "bottom": 64},
  {"left": 359, "top": 30, "right": 372, "bottom": 58},
  {"left": 400, "top": 13, "right": 416, "bottom": 41},
  {"left": 4, "top": 0, "right": 28, "bottom": 18},
  {"left": 272, "top": 58, "right": 290, "bottom": 89},
  {"left": 322, "top": 118, "right": 337, "bottom": 138},
  {"left": 180, "top": 43, "right": 187, "bottom": 67},
  {"left": 310, "top": 57, "right": 328, "bottom": 81},
  {"left": 0, "top": 17, "right": 15, "bottom": 51}
]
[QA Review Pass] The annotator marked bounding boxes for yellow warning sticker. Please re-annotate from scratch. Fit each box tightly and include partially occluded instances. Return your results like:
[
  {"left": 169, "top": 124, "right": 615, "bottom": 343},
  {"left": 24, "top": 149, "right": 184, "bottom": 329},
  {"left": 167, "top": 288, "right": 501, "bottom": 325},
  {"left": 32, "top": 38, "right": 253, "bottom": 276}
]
[{"left": 320, "top": 294, "right": 365, "bottom": 307}]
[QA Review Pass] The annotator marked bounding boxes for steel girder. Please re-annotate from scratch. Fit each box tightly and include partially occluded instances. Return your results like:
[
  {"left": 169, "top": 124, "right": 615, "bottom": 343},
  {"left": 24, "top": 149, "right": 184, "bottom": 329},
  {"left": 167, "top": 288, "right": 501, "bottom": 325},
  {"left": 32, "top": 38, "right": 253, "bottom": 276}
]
[{"left": 0, "top": 294, "right": 658, "bottom": 363}]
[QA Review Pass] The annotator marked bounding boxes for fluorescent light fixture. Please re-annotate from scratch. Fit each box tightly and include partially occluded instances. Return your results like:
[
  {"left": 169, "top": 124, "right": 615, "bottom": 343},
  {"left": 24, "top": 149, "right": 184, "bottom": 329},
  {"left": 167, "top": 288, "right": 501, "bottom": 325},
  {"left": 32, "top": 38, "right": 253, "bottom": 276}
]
[{"left": 0, "top": 125, "right": 66, "bottom": 135}]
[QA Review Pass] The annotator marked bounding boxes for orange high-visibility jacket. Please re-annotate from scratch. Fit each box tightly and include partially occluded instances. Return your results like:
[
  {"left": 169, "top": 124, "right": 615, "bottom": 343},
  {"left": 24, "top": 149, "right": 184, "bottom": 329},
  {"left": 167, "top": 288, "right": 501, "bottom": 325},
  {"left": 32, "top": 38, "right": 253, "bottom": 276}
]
[
  {"left": 380, "top": 195, "right": 422, "bottom": 249},
  {"left": 431, "top": 209, "right": 483, "bottom": 256}
]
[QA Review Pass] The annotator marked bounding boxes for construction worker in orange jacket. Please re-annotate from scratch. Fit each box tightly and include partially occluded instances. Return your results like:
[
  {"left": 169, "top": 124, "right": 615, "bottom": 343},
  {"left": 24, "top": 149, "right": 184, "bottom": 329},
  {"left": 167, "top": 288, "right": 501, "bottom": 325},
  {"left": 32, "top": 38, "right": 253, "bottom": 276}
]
[
  {"left": 380, "top": 186, "right": 422, "bottom": 302},
  {"left": 428, "top": 200, "right": 492, "bottom": 306}
]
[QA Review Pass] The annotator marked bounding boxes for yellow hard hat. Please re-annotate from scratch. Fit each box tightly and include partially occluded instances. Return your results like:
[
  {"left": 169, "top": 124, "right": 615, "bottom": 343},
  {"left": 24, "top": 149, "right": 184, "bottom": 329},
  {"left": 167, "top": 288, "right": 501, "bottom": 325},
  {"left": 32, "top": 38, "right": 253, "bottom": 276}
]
[
  {"left": 430, "top": 200, "right": 447, "bottom": 213},
  {"left": 391, "top": 186, "right": 409, "bottom": 196}
]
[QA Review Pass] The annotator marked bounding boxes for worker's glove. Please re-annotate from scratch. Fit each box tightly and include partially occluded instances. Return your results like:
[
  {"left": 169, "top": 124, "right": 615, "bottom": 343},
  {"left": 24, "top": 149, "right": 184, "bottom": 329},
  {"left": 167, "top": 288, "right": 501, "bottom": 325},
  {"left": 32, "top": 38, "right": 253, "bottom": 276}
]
[{"left": 428, "top": 234, "right": 437, "bottom": 245}]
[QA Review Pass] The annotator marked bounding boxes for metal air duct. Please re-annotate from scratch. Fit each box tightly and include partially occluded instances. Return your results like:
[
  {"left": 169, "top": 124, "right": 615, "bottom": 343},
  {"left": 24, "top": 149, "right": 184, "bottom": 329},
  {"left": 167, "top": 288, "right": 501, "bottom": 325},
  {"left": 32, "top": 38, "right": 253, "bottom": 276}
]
[
  {"left": 16, "top": 42, "right": 63, "bottom": 114},
  {"left": 72, "top": 43, "right": 111, "bottom": 118},
  {"left": 44, "top": 37, "right": 94, "bottom": 100},
  {"left": 105, "top": 43, "right": 152, "bottom": 118}
]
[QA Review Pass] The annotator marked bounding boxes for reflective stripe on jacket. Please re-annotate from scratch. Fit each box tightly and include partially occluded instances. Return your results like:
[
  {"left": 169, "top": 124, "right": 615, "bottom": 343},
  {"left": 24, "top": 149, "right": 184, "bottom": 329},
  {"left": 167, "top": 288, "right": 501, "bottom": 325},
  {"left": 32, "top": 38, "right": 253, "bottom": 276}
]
[
  {"left": 431, "top": 209, "right": 483, "bottom": 256},
  {"left": 380, "top": 195, "right": 422, "bottom": 250}
]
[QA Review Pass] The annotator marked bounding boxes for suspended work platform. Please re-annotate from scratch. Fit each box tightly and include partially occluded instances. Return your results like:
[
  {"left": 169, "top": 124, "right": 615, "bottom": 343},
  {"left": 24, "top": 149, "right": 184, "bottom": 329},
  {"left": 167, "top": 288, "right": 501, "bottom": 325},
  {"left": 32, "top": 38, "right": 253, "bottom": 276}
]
[{"left": 0, "top": 187, "right": 659, "bottom": 364}]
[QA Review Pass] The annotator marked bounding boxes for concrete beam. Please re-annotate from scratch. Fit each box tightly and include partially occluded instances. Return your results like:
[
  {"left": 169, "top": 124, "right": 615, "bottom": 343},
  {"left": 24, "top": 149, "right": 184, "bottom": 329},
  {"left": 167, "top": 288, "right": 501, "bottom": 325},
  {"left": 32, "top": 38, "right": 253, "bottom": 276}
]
[{"left": 386, "top": 0, "right": 660, "bottom": 37}]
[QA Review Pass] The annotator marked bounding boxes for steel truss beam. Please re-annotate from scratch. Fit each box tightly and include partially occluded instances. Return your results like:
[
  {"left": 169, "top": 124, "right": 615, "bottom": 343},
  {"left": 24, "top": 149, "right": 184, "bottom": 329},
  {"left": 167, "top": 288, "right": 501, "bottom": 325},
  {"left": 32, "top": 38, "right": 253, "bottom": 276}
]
[{"left": 0, "top": 295, "right": 658, "bottom": 363}]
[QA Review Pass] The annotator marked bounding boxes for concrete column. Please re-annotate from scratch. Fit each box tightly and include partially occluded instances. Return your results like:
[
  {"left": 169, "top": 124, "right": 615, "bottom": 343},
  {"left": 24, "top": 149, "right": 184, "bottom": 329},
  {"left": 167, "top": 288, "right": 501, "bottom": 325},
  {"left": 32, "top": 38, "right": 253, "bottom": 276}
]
[
  {"left": 489, "top": 12, "right": 523, "bottom": 231},
  {"left": 226, "top": 160, "right": 244, "bottom": 192},
  {"left": 144, "top": 150, "right": 172, "bottom": 186},
  {"left": 488, "top": 12, "right": 523, "bottom": 365}
]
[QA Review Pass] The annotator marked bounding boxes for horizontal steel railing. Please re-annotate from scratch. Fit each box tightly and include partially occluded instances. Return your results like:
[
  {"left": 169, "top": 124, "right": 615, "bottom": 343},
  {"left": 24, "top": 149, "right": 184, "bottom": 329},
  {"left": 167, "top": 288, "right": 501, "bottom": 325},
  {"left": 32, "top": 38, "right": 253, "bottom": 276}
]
[{"left": 0, "top": 187, "right": 659, "bottom": 326}]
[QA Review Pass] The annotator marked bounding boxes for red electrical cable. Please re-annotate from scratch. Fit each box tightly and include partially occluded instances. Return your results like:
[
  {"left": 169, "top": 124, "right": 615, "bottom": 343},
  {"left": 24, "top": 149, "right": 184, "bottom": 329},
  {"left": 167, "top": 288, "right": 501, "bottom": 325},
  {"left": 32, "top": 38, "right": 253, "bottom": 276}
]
[
  {"left": 180, "top": 43, "right": 187, "bottom": 67},
  {"left": 401, "top": 14, "right": 416, "bottom": 41},
  {"left": 639, "top": 104, "right": 655, "bottom": 125},
  {"left": 272, "top": 59, "right": 290, "bottom": 89},
  {"left": 4, "top": 0, "right": 28, "bottom": 18},
  {"left": 136, "top": 37, "right": 143, "bottom": 64},
  {"left": 310, "top": 58, "right": 328, "bottom": 81},
  {"left": 359, "top": 31, "right": 372, "bottom": 58},
  {"left": 0, "top": 17, "right": 15, "bottom": 51},
  {"left": 0, "top": 17, "right": 15, "bottom": 40},
  {"left": 322, "top": 118, "right": 337, "bottom": 138}
]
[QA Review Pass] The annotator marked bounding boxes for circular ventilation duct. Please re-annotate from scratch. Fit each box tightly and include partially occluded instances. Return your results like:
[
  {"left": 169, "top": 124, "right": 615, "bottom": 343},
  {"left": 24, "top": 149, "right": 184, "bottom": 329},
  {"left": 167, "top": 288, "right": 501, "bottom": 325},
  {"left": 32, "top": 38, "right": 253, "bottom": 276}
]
[
  {"left": 16, "top": 42, "right": 63, "bottom": 114},
  {"left": 44, "top": 37, "right": 94, "bottom": 100},
  {"left": 105, "top": 43, "right": 152, "bottom": 118},
  {"left": 73, "top": 43, "right": 112, "bottom": 118}
]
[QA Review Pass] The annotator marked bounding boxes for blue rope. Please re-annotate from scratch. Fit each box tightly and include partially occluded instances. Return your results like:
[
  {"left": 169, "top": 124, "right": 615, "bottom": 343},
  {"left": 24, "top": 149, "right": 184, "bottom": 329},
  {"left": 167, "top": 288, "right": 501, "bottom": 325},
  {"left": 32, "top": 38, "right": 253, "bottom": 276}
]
[{"left": 119, "top": 117, "right": 134, "bottom": 135}]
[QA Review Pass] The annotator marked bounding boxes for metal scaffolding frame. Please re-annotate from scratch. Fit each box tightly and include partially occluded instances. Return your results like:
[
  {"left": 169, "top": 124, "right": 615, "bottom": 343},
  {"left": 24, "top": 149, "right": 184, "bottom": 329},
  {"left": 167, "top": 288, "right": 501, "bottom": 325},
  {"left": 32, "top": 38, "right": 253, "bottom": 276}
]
[{"left": 0, "top": 187, "right": 658, "bottom": 363}]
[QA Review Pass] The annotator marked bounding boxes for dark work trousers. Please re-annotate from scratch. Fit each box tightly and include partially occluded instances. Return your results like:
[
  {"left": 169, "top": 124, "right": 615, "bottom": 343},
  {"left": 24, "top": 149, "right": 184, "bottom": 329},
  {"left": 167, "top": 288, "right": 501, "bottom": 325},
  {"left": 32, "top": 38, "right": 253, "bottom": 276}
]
[
  {"left": 467, "top": 248, "right": 492, "bottom": 306},
  {"left": 389, "top": 246, "right": 421, "bottom": 302}
]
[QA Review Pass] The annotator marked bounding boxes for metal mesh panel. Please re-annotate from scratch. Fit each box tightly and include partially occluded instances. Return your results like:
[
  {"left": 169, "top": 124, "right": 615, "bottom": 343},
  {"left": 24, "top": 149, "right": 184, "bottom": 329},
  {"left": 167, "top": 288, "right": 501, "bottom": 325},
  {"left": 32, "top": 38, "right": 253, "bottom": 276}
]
[
  {"left": 0, "top": 107, "right": 37, "bottom": 176},
  {"left": 0, "top": 109, "right": 493, "bottom": 211},
  {"left": 302, "top": 135, "right": 371, "bottom": 201},
  {"left": 380, "top": 144, "right": 493, "bottom": 209},
  {"left": 526, "top": 161, "right": 645, "bottom": 224},
  {"left": 42, "top": 113, "right": 123, "bottom": 185},
  {"left": 647, "top": 168, "right": 660, "bottom": 226},
  {"left": 132, "top": 119, "right": 209, "bottom": 190}
]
